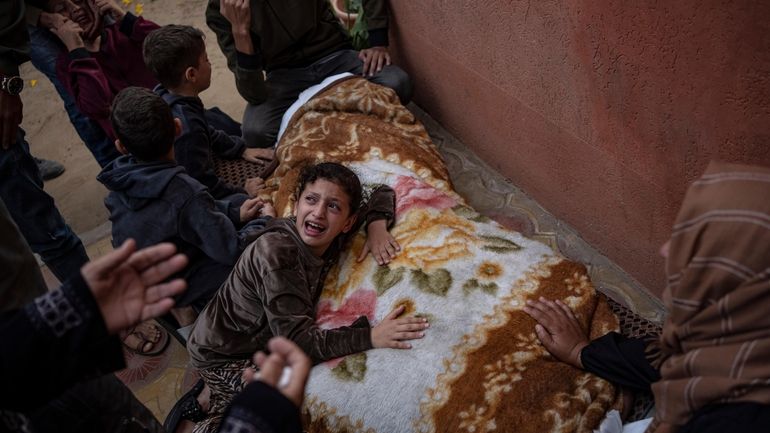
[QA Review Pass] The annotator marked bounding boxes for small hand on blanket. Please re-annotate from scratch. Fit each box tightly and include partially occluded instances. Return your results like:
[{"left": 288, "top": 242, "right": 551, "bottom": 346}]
[
  {"left": 524, "top": 298, "right": 589, "bottom": 368},
  {"left": 242, "top": 337, "right": 312, "bottom": 407},
  {"left": 240, "top": 197, "right": 275, "bottom": 222},
  {"left": 357, "top": 219, "right": 401, "bottom": 265},
  {"left": 371, "top": 305, "right": 429, "bottom": 349}
]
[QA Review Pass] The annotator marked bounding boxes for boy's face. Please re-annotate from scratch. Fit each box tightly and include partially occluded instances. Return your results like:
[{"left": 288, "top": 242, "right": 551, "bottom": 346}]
[
  {"left": 293, "top": 179, "right": 357, "bottom": 257},
  {"left": 193, "top": 50, "right": 212, "bottom": 91},
  {"left": 50, "top": 0, "right": 103, "bottom": 41}
]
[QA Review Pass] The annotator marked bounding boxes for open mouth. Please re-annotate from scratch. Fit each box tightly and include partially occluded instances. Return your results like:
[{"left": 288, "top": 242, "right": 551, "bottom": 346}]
[{"left": 304, "top": 220, "right": 327, "bottom": 236}]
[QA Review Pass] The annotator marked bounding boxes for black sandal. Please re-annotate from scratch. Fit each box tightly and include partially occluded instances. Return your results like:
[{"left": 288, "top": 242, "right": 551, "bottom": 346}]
[{"left": 163, "top": 379, "right": 206, "bottom": 432}]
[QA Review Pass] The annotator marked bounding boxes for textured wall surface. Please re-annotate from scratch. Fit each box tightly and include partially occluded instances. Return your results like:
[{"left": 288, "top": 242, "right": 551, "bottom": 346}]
[{"left": 388, "top": 0, "right": 770, "bottom": 297}]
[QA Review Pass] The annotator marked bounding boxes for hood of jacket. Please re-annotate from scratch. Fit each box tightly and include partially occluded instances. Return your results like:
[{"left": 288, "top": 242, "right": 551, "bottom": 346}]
[{"left": 97, "top": 155, "right": 187, "bottom": 210}]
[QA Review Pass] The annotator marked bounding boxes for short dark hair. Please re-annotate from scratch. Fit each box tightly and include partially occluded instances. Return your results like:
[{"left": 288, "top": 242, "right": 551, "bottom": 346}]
[
  {"left": 295, "top": 162, "right": 363, "bottom": 215},
  {"left": 143, "top": 25, "right": 206, "bottom": 89},
  {"left": 110, "top": 87, "right": 175, "bottom": 161}
]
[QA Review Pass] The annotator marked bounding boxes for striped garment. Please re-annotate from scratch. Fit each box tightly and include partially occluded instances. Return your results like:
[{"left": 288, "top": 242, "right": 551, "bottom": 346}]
[{"left": 646, "top": 161, "right": 770, "bottom": 433}]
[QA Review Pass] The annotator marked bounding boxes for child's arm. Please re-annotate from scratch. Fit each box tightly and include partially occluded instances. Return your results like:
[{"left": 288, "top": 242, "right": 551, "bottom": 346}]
[
  {"left": 206, "top": 0, "right": 268, "bottom": 105},
  {"left": 50, "top": 20, "right": 114, "bottom": 136},
  {"left": 179, "top": 191, "right": 258, "bottom": 265},
  {"left": 261, "top": 268, "right": 373, "bottom": 365},
  {"left": 356, "top": 185, "right": 399, "bottom": 265}
]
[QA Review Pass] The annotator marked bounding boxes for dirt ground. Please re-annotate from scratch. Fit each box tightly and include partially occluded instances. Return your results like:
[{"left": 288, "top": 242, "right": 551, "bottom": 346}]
[{"left": 20, "top": 0, "right": 242, "bottom": 237}]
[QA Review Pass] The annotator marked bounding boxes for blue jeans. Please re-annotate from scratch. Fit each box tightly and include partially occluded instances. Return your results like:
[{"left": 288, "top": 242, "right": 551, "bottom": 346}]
[
  {"left": 28, "top": 25, "right": 119, "bottom": 168},
  {"left": 0, "top": 130, "right": 89, "bottom": 282}
]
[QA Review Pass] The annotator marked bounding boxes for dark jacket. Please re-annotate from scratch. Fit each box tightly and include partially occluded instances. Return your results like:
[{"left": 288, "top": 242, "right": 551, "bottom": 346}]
[
  {"left": 97, "top": 155, "right": 269, "bottom": 308},
  {"left": 155, "top": 85, "right": 247, "bottom": 201},
  {"left": 188, "top": 186, "right": 395, "bottom": 368},
  {"left": 205, "top": 0, "right": 389, "bottom": 105}
]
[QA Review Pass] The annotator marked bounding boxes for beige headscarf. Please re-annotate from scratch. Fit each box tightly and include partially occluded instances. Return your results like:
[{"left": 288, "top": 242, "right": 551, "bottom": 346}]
[{"left": 646, "top": 161, "right": 770, "bottom": 433}]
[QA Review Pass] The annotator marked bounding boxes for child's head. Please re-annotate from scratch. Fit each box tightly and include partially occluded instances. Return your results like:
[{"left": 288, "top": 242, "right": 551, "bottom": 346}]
[
  {"left": 293, "top": 162, "right": 363, "bottom": 256},
  {"left": 143, "top": 25, "right": 210, "bottom": 92},
  {"left": 49, "top": 0, "right": 102, "bottom": 41},
  {"left": 110, "top": 87, "right": 177, "bottom": 162}
]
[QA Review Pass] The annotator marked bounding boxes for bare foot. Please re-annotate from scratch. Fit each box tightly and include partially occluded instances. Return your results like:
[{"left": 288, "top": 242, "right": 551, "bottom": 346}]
[{"left": 134, "top": 321, "right": 161, "bottom": 343}]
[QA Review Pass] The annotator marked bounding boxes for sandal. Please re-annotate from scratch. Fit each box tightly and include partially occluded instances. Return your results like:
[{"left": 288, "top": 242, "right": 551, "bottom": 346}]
[
  {"left": 163, "top": 379, "right": 207, "bottom": 432},
  {"left": 122, "top": 321, "right": 170, "bottom": 357}
]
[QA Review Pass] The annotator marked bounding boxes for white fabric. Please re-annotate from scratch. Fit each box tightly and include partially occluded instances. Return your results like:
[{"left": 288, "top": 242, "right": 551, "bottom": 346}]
[
  {"left": 593, "top": 410, "right": 653, "bottom": 433},
  {"left": 276, "top": 72, "right": 355, "bottom": 143}
]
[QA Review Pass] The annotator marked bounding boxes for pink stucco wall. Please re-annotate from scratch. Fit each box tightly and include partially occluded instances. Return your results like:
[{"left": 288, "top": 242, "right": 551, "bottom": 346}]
[{"left": 388, "top": 1, "right": 770, "bottom": 297}]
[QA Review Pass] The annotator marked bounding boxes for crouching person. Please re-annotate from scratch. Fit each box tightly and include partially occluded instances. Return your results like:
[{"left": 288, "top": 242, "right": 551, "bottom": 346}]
[{"left": 97, "top": 87, "right": 275, "bottom": 328}]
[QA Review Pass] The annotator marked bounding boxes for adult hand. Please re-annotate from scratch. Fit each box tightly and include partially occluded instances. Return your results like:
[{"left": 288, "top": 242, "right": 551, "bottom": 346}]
[
  {"left": 220, "top": 0, "right": 251, "bottom": 35},
  {"left": 371, "top": 305, "right": 429, "bottom": 349},
  {"left": 243, "top": 337, "right": 312, "bottom": 407},
  {"left": 38, "top": 11, "right": 68, "bottom": 30},
  {"left": 357, "top": 219, "right": 400, "bottom": 265},
  {"left": 94, "top": 0, "right": 126, "bottom": 21},
  {"left": 358, "top": 46, "right": 391, "bottom": 77},
  {"left": 0, "top": 91, "right": 23, "bottom": 149},
  {"left": 242, "top": 147, "right": 274, "bottom": 163},
  {"left": 523, "top": 297, "right": 589, "bottom": 368},
  {"left": 240, "top": 197, "right": 265, "bottom": 222},
  {"left": 81, "top": 239, "right": 188, "bottom": 335},
  {"left": 50, "top": 18, "right": 85, "bottom": 51}
]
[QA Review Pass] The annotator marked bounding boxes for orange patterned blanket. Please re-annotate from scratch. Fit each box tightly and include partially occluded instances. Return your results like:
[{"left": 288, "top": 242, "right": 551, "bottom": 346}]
[{"left": 259, "top": 77, "right": 621, "bottom": 433}]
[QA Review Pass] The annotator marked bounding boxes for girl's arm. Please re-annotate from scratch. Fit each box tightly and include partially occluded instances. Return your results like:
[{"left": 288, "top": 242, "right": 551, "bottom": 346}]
[
  {"left": 356, "top": 185, "right": 400, "bottom": 265},
  {"left": 262, "top": 267, "right": 373, "bottom": 365}
]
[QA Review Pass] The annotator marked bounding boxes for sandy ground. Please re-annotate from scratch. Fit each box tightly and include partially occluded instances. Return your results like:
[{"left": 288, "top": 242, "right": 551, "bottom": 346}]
[{"left": 20, "top": 0, "right": 242, "bottom": 238}]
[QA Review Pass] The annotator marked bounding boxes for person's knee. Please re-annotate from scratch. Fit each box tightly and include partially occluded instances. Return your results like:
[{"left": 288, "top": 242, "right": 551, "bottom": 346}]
[
  {"left": 241, "top": 111, "right": 279, "bottom": 148},
  {"left": 372, "top": 66, "right": 413, "bottom": 105}
]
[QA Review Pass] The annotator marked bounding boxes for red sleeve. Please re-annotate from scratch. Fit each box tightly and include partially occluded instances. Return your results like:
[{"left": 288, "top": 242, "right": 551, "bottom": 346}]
[
  {"left": 117, "top": 13, "right": 160, "bottom": 44},
  {"left": 59, "top": 49, "right": 116, "bottom": 139}
]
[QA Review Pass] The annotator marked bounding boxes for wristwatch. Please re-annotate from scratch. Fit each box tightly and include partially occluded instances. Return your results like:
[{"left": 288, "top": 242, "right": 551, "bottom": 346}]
[{"left": 1, "top": 75, "right": 24, "bottom": 95}]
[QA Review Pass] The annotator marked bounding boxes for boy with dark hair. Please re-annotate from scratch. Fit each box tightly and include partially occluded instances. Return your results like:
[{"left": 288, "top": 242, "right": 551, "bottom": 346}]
[
  {"left": 97, "top": 87, "right": 275, "bottom": 322},
  {"left": 143, "top": 24, "right": 270, "bottom": 202}
]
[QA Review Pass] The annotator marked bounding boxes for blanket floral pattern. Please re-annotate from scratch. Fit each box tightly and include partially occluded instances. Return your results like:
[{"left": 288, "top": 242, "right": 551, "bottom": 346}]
[{"left": 260, "top": 77, "right": 621, "bottom": 433}]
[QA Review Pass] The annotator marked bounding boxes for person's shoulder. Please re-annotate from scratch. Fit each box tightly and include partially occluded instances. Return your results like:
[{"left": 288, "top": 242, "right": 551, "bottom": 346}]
[
  {"left": 166, "top": 171, "right": 209, "bottom": 200},
  {"left": 243, "top": 224, "right": 304, "bottom": 270}
]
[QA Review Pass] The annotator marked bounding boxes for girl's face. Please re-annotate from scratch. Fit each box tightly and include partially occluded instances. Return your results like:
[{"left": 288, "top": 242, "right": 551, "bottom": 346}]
[
  {"left": 51, "top": 0, "right": 102, "bottom": 41},
  {"left": 294, "top": 179, "right": 357, "bottom": 256}
]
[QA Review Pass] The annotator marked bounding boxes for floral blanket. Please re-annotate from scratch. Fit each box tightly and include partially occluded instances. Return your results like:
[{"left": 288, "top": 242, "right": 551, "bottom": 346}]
[{"left": 260, "top": 77, "right": 621, "bottom": 433}]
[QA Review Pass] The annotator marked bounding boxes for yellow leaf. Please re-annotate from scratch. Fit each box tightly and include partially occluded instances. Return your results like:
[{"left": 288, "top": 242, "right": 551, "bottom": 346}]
[
  {"left": 30, "top": 79, "right": 38, "bottom": 87},
  {"left": 122, "top": 0, "right": 132, "bottom": 5},
  {"left": 134, "top": 3, "right": 143, "bottom": 15}
]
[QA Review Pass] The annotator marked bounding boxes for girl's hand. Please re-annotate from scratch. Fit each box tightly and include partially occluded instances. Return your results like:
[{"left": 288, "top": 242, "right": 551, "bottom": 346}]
[
  {"left": 357, "top": 219, "right": 400, "bottom": 265},
  {"left": 371, "top": 306, "right": 429, "bottom": 349},
  {"left": 94, "top": 0, "right": 125, "bottom": 21},
  {"left": 50, "top": 19, "right": 85, "bottom": 51}
]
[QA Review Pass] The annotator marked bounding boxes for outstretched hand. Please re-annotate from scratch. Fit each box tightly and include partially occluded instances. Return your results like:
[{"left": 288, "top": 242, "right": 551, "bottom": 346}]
[
  {"left": 81, "top": 239, "right": 188, "bottom": 335},
  {"left": 523, "top": 297, "right": 589, "bottom": 368},
  {"left": 371, "top": 305, "right": 429, "bottom": 349},
  {"left": 357, "top": 219, "right": 400, "bottom": 265},
  {"left": 242, "top": 337, "right": 312, "bottom": 407}
]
